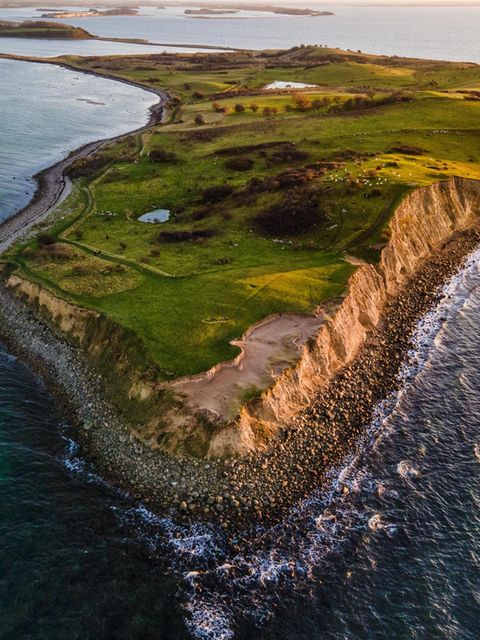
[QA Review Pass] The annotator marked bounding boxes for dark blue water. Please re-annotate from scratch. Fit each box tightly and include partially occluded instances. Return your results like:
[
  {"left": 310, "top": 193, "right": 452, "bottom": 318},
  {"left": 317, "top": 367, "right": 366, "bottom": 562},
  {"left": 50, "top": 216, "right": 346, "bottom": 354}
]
[{"left": 1, "top": 248, "right": 479, "bottom": 640}]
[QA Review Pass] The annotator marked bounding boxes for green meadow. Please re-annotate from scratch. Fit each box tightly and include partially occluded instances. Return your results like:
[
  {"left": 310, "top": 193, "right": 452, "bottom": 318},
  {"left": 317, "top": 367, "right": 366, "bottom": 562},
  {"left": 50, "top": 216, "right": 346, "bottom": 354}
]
[{"left": 7, "top": 46, "right": 480, "bottom": 378}]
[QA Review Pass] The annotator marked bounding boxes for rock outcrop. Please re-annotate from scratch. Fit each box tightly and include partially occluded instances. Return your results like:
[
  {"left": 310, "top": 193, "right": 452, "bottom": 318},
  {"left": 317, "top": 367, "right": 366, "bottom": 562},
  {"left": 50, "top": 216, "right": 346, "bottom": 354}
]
[{"left": 208, "top": 177, "right": 480, "bottom": 456}]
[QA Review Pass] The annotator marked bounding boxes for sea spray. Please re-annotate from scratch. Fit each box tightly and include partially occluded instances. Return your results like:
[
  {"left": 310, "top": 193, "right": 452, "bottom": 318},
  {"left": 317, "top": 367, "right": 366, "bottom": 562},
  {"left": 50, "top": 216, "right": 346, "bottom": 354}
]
[{"left": 58, "top": 246, "right": 480, "bottom": 639}]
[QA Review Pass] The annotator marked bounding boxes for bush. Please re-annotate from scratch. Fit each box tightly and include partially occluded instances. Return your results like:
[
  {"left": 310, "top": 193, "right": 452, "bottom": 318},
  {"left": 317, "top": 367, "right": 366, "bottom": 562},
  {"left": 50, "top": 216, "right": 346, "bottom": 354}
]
[
  {"left": 253, "top": 189, "right": 326, "bottom": 235},
  {"left": 67, "top": 155, "right": 110, "bottom": 178},
  {"left": 390, "top": 145, "right": 425, "bottom": 156},
  {"left": 292, "top": 93, "right": 311, "bottom": 111},
  {"left": 234, "top": 103, "right": 245, "bottom": 113},
  {"left": 156, "top": 229, "right": 218, "bottom": 243},
  {"left": 72, "top": 264, "right": 92, "bottom": 276},
  {"left": 194, "top": 113, "right": 205, "bottom": 125},
  {"left": 37, "top": 234, "right": 56, "bottom": 246},
  {"left": 202, "top": 184, "right": 234, "bottom": 203},
  {"left": 149, "top": 147, "right": 177, "bottom": 163},
  {"left": 192, "top": 207, "right": 210, "bottom": 220},
  {"left": 270, "top": 148, "right": 309, "bottom": 164},
  {"left": 249, "top": 103, "right": 259, "bottom": 112},
  {"left": 224, "top": 156, "right": 253, "bottom": 171}
]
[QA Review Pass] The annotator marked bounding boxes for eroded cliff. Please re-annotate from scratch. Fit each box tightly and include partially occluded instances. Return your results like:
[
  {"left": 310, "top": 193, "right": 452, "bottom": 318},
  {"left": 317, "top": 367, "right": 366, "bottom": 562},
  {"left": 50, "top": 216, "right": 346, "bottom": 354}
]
[
  {"left": 4, "top": 177, "right": 480, "bottom": 459},
  {"left": 208, "top": 177, "right": 480, "bottom": 456}
]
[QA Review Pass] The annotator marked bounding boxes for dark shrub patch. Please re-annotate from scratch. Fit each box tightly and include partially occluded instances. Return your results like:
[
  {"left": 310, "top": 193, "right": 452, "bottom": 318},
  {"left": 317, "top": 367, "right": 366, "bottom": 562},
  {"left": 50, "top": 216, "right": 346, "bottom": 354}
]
[
  {"left": 252, "top": 189, "right": 327, "bottom": 236},
  {"left": 149, "top": 147, "right": 177, "bottom": 163},
  {"left": 224, "top": 156, "right": 254, "bottom": 171},
  {"left": 390, "top": 145, "right": 425, "bottom": 156},
  {"left": 37, "top": 234, "right": 56, "bottom": 246},
  {"left": 215, "top": 141, "right": 290, "bottom": 156},
  {"left": 157, "top": 229, "right": 218, "bottom": 243},
  {"left": 269, "top": 148, "right": 309, "bottom": 164},
  {"left": 192, "top": 207, "right": 210, "bottom": 221},
  {"left": 67, "top": 155, "right": 110, "bottom": 178},
  {"left": 202, "top": 184, "right": 234, "bottom": 203}
]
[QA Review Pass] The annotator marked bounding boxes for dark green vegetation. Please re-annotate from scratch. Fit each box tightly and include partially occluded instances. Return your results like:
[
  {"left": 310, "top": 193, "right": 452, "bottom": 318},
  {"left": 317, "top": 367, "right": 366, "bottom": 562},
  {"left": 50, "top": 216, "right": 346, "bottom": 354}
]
[
  {"left": 0, "top": 19, "right": 91, "bottom": 39},
  {"left": 6, "top": 45, "right": 480, "bottom": 379}
]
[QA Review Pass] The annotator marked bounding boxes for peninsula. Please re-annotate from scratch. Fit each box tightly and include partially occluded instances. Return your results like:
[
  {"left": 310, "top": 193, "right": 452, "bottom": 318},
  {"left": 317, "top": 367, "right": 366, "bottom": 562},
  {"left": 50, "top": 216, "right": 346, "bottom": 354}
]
[{"left": 1, "top": 45, "right": 480, "bottom": 530}]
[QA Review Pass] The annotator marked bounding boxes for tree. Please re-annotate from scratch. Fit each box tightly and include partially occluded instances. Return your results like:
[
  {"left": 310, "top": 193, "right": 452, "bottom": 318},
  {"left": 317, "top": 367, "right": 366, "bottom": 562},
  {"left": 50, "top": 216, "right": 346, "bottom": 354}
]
[
  {"left": 212, "top": 101, "right": 221, "bottom": 111},
  {"left": 311, "top": 99, "right": 323, "bottom": 111},
  {"left": 194, "top": 113, "right": 205, "bottom": 125},
  {"left": 292, "top": 92, "right": 311, "bottom": 111},
  {"left": 249, "top": 103, "right": 259, "bottom": 112},
  {"left": 234, "top": 103, "right": 245, "bottom": 113}
]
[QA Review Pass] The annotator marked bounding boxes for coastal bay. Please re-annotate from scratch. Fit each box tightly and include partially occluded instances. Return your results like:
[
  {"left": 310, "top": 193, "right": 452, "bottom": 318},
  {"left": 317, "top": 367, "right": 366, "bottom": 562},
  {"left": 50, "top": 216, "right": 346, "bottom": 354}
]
[{"left": 0, "top": 57, "right": 160, "bottom": 222}]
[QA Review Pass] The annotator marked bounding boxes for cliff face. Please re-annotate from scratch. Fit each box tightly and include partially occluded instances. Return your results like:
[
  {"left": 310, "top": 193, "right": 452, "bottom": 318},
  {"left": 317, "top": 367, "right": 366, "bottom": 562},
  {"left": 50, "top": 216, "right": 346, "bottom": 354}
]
[
  {"left": 3, "top": 276, "right": 178, "bottom": 432},
  {"left": 5, "top": 178, "right": 480, "bottom": 458},
  {"left": 207, "top": 177, "right": 480, "bottom": 456}
]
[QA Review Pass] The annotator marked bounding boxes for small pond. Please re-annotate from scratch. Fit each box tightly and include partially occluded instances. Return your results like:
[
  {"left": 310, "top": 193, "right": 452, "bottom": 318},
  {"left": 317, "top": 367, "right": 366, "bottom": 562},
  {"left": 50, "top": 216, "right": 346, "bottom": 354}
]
[
  {"left": 138, "top": 209, "right": 170, "bottom": 223},
  {"left": 264, "top": 81, "right": 318, "bottom": 90}
]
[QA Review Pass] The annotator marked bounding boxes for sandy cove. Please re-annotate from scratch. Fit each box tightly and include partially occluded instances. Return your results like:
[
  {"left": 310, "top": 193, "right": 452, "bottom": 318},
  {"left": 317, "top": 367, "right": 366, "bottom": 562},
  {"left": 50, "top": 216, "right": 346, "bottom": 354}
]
[{"left": 173, "top": 312, "right": 324, "bottom": 419}]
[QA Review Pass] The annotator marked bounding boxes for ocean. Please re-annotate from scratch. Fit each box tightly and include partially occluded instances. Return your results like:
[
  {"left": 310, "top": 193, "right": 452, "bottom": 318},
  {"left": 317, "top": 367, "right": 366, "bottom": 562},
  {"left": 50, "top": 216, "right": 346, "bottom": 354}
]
[
  {"left": 1, "top": 4, "right": 480, "bottom": 63},
  {"left": 1, "top": 242, "right": 479, "bottom": 640},
  {"left": 0, "top": 6, "right": 479, "bottom": 640}
]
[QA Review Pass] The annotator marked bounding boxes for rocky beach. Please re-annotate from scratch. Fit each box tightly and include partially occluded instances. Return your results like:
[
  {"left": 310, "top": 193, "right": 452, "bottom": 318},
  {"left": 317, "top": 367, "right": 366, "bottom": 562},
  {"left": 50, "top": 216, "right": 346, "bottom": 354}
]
[{"left": 1, "top": 222, "right": 479, "bottom": 536}]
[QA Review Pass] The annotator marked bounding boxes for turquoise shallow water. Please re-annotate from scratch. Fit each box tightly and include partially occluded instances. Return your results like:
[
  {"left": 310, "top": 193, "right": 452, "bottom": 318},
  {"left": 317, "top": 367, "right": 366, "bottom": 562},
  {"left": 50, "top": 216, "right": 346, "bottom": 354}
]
[{"left": 0, "top": 58, "right": 158, "bottom": 221}]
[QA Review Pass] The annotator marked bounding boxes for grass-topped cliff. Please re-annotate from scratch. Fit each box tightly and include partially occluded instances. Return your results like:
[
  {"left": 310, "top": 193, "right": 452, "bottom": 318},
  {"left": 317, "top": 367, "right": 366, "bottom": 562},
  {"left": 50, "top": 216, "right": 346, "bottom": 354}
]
[
  {"left": 4, "top": 45, "right": 480, "bottom": 436},
  {"left": 0, "top": 20, "right": 91, "bottom": 39}
]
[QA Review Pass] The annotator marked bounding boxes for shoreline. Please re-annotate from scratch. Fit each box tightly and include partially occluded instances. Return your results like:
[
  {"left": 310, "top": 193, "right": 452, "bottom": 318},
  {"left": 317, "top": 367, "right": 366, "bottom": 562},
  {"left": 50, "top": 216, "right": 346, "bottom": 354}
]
[
  {"left": 0, "top": 54, "right": 169, "bottom": 253},
  {"left": 1, "top": 226, "right": 478, "bottom": 534},
  {"left": 1, "top": 55, "right": 479, "bottom": 535}
]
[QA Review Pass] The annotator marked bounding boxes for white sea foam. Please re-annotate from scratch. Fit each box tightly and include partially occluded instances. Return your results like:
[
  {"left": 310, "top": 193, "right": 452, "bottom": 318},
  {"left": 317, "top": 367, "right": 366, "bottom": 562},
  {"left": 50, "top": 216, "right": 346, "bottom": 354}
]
[{"left": 56, "top": 246, "right": 480, "bottom": 640}]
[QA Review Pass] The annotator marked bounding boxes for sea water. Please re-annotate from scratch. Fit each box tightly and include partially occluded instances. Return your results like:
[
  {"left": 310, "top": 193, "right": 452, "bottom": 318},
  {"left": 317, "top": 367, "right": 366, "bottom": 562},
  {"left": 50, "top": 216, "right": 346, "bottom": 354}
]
[
  {"left": 0, "top": 58, "right": 158, "bottom": 220},
  {"left": 1, "top": 4, "right": 480, "bottom": 63},
  {"left": 1, "top": 241, "right": 479, "bottom": 640}
]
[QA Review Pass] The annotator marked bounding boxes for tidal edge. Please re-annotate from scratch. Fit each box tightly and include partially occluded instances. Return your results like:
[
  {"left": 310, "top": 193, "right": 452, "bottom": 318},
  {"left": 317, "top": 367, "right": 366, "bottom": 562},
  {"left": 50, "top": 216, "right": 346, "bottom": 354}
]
[{"left": 0, "top": 173, "right": 479, "bottom": 533}]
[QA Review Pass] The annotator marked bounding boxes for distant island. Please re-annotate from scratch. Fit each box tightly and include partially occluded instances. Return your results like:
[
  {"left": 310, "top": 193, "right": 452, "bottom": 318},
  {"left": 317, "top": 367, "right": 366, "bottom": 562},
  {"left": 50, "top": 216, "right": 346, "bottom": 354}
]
[
  {"left": 0, "top": 19, "right": 91, "bottom": 38},
  {"left": 185, "top": 5, "right": 334, "bottom": 16},
  {"left": 39, "top": 7, "right": 139, "bottom": 19},
  {"left": 184, "top": 8, "right": 239, "bottom": 16}
]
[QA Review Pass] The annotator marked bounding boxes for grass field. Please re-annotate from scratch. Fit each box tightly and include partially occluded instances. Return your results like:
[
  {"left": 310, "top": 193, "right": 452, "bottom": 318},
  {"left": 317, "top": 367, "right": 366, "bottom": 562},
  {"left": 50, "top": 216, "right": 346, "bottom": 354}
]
[{"left": 6, "top": 45, "right": 480, "bottom": 380}]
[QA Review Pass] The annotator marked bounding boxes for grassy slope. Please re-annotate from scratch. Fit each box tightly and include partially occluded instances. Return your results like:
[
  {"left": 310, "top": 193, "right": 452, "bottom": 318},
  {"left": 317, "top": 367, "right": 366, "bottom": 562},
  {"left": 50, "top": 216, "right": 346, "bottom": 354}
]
[
  {"left": 0, "top": 21, "right": 91, "bottom": 39},
  {"left": 7, "top": 46, "right": 480, "bottom": 379}
]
